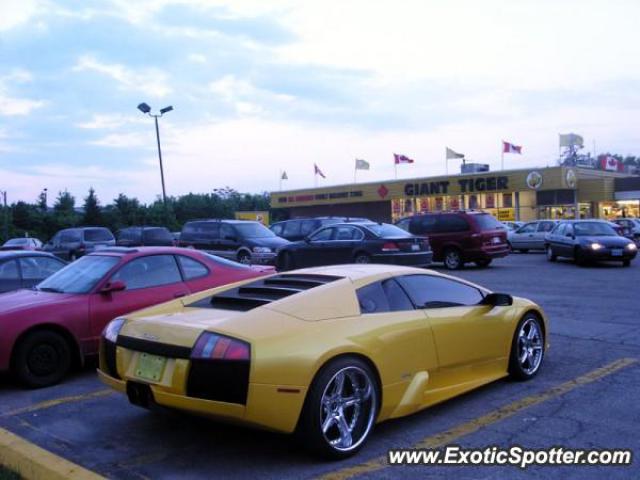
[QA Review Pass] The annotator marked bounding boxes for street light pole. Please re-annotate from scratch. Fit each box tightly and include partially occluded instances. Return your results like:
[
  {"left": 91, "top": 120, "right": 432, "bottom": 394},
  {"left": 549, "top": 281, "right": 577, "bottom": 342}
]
[
  {"left": 137, "top": 102, "right": 173, "bottom": 210},
  {"left": 1, "top": 190, "right": 8, "bottom": 242},
  {"left": 153, "top": 115, "right": 168, "bottom": 207}
]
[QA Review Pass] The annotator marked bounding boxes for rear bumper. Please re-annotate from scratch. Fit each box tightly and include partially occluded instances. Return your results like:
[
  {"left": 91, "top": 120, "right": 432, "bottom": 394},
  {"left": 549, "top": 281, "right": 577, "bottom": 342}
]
[
  {"left": 97, "top": 368, "right": 305, "bottom": 434},
  {"left": 371, "top": 251, "right": 433, "bottom": 267},
  {"left": 466, "top": 245, "right": 510, "bottom": 260}
]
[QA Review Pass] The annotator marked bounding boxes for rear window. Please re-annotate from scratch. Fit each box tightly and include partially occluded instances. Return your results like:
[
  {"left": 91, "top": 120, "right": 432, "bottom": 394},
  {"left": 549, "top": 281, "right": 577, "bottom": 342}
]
[
  {"left": 365, "top": 223, "right": 412, "bottom": 238},
  {"left": 84, "top": 228, "right": 114, "bottom": 242},
  {"left": 472, "top": 214, "right": 502, "bottom": 231},
  {"left": 4, "top": 238, "right": 29, "bottom": 246}
]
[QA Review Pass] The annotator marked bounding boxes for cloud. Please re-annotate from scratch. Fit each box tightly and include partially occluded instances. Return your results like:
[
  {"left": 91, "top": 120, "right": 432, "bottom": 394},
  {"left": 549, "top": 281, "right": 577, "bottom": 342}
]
[
  {"left": 73, "top": 54, "right": 172, "bottom": 98},
  {"left": 0, "top": 69, "right": 45, "bottom": 116},
  {"left": 75, "top": 113, "right": 144, "bottom": 130},
  {"left": 89, "top": 132, "right": 151, "bottom": 148},
  {"left": 187, "top": 53, "right": 207, "bottom": 64}
]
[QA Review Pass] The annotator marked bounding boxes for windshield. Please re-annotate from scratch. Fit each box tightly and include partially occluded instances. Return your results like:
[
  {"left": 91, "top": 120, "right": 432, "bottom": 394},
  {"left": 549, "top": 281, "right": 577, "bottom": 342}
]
[
  {"left": 234, "top": 223, "right": 276, "bottom": 238},
  {"left": 4, "top": 238, "right": 29, "bottom": 246},
  {"left": 37, "top": 255, "right": 119, "bottom": 293},
  {"left": 574, "top": 222, "right": 617, "bottom": 236},
  {"left": 473, "top": 214, "right": 503, "bottom": 231},
  {"left": 365, "top": 223, "right": 413, "bottom": 238},
  {"left": 144, "top": 228, "right": 173, "bottom": 242},
  {"left": 84, "top": 228, "right": 113, "bottom": 242}
]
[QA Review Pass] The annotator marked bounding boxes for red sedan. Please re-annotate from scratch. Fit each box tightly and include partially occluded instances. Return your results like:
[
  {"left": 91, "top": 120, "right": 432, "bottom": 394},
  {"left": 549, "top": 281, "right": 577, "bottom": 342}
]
[{"left": 0, "top": 247, "right": 273, "bottom": 388}]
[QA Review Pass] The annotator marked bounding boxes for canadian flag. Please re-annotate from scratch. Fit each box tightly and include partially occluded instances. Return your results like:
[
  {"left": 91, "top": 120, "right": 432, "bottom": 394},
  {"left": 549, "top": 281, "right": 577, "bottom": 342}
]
[
  {"left": 600, "top": 155, "right": 620, "bottom": 172},
  {"left": 502, "top": 141, "right": 523, "bottom": 154},
  {"left": 314, "top": 163, "right": 326, "bottom": 178},
  {"left": 394, "top": 153, "right": 415, "bottom": 164}
]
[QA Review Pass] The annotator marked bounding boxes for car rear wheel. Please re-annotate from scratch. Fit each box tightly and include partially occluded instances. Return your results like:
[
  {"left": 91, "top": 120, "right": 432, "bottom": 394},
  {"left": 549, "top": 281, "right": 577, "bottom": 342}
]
[
  {"left": 278, "top": 251, "right": 295, "bottom": 271},
  {"left": 13, "top": 330, "right": 72, "bottom": 388},
  {"left": 546, "top": 245, "right": 557, "bottom": 262},
  {"left": 443, "top": 248, "right": 463, "bottom": 270},
  {"left": 509, "top": 314, "right": 545, "bottom": 381},
  {"left": 298, "top": 357, "right": 378, "bottom": 459},
  {"left": 518, "top": 249, "right": 529, "bottom": 254},
  {"left": 353, "top": 253, "right": 371, "bottom": 264}
]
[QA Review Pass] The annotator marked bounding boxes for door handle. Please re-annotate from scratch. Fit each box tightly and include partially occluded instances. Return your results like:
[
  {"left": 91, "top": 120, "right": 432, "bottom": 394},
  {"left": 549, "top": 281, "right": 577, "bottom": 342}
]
[{"left": 174, "top": 292, "right": 188, "bottom": 298}]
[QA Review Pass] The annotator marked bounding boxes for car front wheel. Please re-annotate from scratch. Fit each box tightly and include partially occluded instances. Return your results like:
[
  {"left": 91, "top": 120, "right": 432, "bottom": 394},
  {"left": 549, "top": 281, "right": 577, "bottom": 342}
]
[
  {"left": 509, "top": 314, "right": 545, "bottom": 381},
  {"left": 546, "top": 245, "right": 557, "bottom": 262},
  {"left": 13, "top": 330, "right": 72, "bottom": 388},
  {"left": 298, "top": 357, "right": 378, "bottom": 459},
  {"left": 353, "top": 253, "right": 371, "bottom": 264}
]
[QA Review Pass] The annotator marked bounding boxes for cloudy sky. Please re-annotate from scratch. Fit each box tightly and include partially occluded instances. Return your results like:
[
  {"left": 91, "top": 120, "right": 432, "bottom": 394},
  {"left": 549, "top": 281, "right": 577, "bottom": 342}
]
[{"left": 1, "top": 0, "right": 639, "bottom": 204}]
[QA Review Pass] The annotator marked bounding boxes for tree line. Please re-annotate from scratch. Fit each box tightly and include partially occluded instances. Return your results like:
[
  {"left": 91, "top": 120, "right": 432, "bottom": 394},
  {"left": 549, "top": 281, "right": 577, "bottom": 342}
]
[{"left": 1, "top": 187, "right": 273, "bottom": 242}]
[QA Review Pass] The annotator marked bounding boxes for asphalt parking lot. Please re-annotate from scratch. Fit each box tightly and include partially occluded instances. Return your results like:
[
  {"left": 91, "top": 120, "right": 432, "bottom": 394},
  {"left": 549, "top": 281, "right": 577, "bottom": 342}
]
[{"left": 1, "top": 253, "right": 639, "bottom": 479}]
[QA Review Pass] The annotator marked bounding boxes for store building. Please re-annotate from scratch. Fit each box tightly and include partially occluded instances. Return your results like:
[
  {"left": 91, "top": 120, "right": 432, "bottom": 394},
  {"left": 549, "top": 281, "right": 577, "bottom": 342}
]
[{"left": 271, "top": 166, "right": 639, "bottom": 223}]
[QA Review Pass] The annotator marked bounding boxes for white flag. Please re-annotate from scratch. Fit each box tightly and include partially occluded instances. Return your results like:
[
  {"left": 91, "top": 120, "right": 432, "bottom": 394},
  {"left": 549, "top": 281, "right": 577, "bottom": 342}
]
[
  {"left": 559, "top": 133, "right": 584, "bottom": 148},
  {"left": 446, "top": 147, "right": 465, "bottom": 160},
  {"left": 355, "top": 159, "right": 370, "bottom": 170}
]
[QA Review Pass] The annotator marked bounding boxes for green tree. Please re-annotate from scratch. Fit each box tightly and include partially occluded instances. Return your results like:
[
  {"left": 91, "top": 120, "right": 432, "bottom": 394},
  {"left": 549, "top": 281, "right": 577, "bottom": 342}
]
[
  {"left": 82, "top": 187, "right": 102, "bottom": 225},
  {"left": 52, "top": 190, "right": 79, "bottom": 230}
]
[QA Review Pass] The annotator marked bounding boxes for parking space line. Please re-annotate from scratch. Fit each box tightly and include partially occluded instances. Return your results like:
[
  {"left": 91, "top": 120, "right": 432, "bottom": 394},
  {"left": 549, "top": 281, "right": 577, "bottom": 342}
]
[
  {"left": 2, "top": 389, "right": 114, "bottom": 418},
  {"left": 319, "top": 357, "right": 638, "bottom": 480},
  {"left": 0, "top": 426, "right": 105, "bottom": 480}
]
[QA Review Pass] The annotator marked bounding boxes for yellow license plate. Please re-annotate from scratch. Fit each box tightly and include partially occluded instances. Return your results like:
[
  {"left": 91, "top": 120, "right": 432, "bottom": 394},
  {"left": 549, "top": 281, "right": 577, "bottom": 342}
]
[{"left": 135, "top": 353, "right": 167, "bottom": 382}]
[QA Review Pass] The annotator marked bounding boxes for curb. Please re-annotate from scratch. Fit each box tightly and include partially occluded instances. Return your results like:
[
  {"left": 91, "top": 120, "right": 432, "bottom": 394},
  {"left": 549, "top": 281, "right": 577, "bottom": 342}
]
[{"left": 0, "top": 427, "right": 104, "bottom": 480}]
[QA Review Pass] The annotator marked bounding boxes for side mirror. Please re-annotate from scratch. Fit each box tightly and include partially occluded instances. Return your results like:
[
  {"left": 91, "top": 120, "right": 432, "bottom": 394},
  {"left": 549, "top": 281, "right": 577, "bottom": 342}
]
[
  {"left": 482, "top": 292, "right": 513, "bottom": 307},
  {"left": 100, "top": 280, "right": 126, "bottom": 294}
]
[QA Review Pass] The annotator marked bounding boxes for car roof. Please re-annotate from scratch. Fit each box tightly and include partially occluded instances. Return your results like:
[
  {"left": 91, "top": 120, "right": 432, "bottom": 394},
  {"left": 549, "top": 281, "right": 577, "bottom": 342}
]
[
  {"left": 0, "top": 251, "right": 59, "bottom": 259},
  {"left": 184, "top": 219, "right": 257, "bottom": 225}
]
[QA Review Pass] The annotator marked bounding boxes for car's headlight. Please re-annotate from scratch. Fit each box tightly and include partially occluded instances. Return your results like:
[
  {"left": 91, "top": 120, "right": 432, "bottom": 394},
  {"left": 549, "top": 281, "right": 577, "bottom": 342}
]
[
  {"left": 253, "top": 246, "right": 271, "bottom": 253},
  {"left": 626, "top": 243, "right": 637, "bottom": 251},
  {"left": 589, "top": 242, "right": 604, "bottom": 250},
  {"left": 103, "top": 317, "right": 126, "bottom": 343}
]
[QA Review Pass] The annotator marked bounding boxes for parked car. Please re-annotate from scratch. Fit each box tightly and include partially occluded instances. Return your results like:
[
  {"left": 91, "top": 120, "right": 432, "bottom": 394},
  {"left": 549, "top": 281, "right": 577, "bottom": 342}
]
[
  {"left": 1, "top": 237, "right": 43, "bottom": 251},
  {"left": 612, "top": 218, "right": 640, "bottom": 243},
  {"left": 0, "top": 247, "right": 274, "bottom": 388},
  {"left": 507, "top": 220, "right": 559, "bottom": 252},
  {"left": 0, "top": 251, "right": 66, "bottom": 293},
  {"left": 395, "top": 211, "right": 509, "bottom": 269},
  {"left": 276, "top": 222, "right": 432, "bottom": 270},
  {"left": 116, "top": 226, "right": 175, "bottom": 247},
  {"left": 44, "top": 227, "right": 116, "bottom": 260},
  {"left": 98, "top": 264, "right": 547, "bottom": 459},
  {"left": 545, "top": 220, "right": 638, "bottom": 266},
  {"left": 270, "top": 217, "right": 369, "bottom": 241},
  {"left": 178, "top": 220, "right": 289, "bottom": 265}
]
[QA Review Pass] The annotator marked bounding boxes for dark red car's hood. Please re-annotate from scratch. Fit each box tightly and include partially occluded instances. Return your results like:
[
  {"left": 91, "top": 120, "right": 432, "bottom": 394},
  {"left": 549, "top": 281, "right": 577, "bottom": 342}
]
[{"left": 0, "top": 289, "right": 81, "bottom": 317}]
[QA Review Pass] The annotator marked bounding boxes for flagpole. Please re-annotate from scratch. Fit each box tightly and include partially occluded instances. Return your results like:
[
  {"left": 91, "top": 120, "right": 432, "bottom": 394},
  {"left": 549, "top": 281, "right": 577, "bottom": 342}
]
[
  {"left": 501, "top": 150, "right": 504, "bottom": 171},
  {"left": 354, "top": 163, "right": 357, "bottom": 183},
  {"left": 279, "top": 171, "right": 282, "bottom": 191}
]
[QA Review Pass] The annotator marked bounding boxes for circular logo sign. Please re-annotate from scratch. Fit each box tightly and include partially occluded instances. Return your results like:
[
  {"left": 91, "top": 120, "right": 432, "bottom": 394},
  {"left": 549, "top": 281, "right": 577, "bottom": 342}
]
[
  {"left": 526, "top": 171, "right": 543, "bottom": 190},
  {"left": 566, "top": 169, "right": 577, "bottom": 189}
]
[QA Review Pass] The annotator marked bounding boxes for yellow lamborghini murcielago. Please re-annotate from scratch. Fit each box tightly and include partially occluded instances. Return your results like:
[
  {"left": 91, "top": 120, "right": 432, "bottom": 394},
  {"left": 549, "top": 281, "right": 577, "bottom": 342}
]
[{"left": 98, "top": 264, "right": 548, "bottom": 458}]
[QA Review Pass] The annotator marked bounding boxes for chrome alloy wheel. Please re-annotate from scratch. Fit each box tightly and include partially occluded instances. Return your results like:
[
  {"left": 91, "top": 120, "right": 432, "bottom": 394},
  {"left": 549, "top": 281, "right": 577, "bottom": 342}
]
[
  {"left": 444, "top": 250, "right": 462, "bottom": 269},
  {"left": 517, "top": 318, "right": 544, "bottom": 375},
  {"left": 319, "top": 366, "right": 377, "bottom": 452}
]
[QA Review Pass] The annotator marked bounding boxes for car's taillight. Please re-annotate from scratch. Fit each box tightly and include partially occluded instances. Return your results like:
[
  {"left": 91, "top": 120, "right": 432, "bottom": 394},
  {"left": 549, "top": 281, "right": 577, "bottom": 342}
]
[
  {"left": 191, "top": 332, "right": 250, "bottom": 361},
  {"left": 382, "top": 242, "right": 400, "bottom": 252}
]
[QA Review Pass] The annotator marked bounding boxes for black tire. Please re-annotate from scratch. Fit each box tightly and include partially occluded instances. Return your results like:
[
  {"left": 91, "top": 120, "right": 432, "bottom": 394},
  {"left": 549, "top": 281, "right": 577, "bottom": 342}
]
[
  {"left": 443, "top": 248, "right": 463, "bottom": 270},
  {"left": 518, "top": 249, "right": 529, "bottom": 254},
  {"left": 278, "top": 251, "right": 295, "bottom": 271},
  {"left": 546, "top": 245, "right": 557, "bottom": 262},
  {"left": 507, "top": 241, "right": 513, "bottom": 252},
  {"left": 298, "top": 357, "right": 379, "bottom": 459},
  {"left": 508, "top": 314, "right": 545, "bottom": 381},
  {"left": 13, "top": 330, "right": 72, "bottom": 388},
  {"left": 69, "top": 251, "right": 78, "bottom": 261},
  {"left": 574, "top": 247, "right": 587, "bottom": 266},
  {"left": 237, "top": 251, "right": 251, "bottom": 265},
  {"left": 353, "top": 253, "right": 371, "bottom": 264},
  {"left": 474, "top": 259, "right": 492, "bottom": 268},
  {"left": 623, "top": 259, "right": 631, "bottom": 267}
]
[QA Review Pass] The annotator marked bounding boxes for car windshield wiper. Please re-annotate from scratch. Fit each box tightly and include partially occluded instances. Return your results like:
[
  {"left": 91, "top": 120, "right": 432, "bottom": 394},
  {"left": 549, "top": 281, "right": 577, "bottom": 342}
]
[{"left": 36, "top": 286, "right": 64, "bottom": 293}]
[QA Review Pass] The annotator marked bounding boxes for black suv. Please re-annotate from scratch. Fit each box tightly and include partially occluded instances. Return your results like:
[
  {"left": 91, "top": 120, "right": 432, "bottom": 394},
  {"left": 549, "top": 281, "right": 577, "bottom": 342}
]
[
  {"left": 116, "top": 226, "right": 175, "bottom": 247},
  {"left": 44, "top": 227, "right": 116, "bottom": 260},
  {"left": 270, "top": 217, "right": 369, "bottom": 241},
  {"left": 178, "top": 219, "right": 290, "bottom": 264}
]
